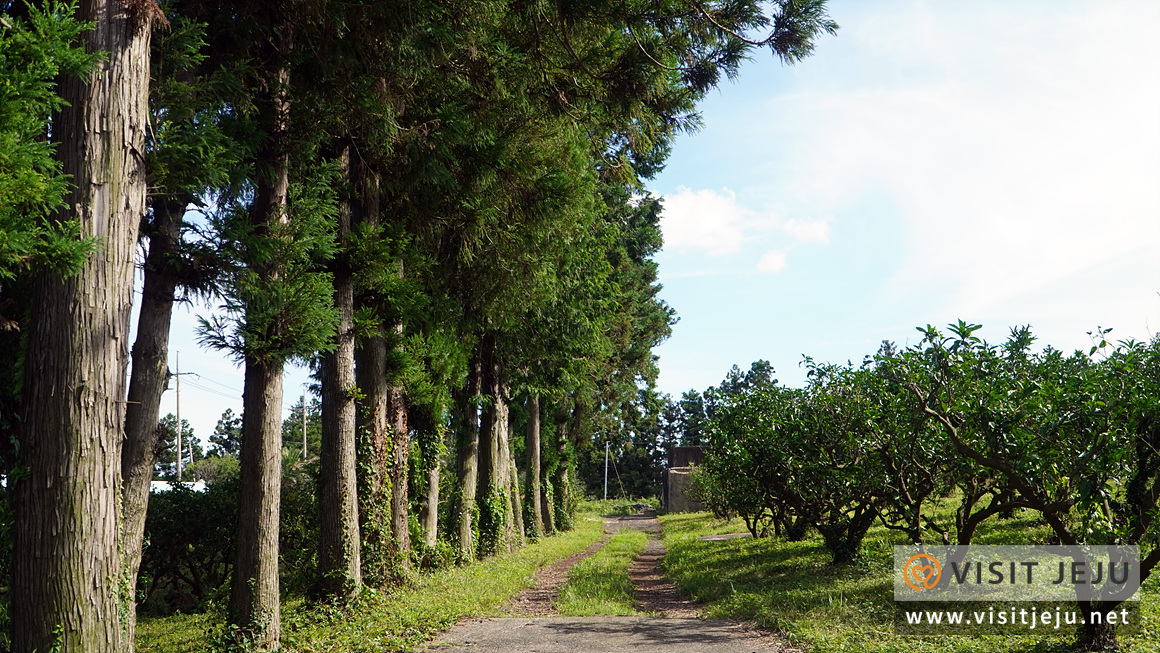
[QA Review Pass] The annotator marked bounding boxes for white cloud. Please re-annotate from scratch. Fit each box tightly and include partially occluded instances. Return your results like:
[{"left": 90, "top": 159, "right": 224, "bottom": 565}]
[
  {"left": 761, "top": 0, "right": 1160, "bottom": 318},
  {"left": 757, "top": 250, "right": 788, "bottom": 273},
  {"left": 659, "top": 186, "right": 833, "bottom": 261},
  {"left": 658, "top": 187, "right": 746, "bottom": 255}
]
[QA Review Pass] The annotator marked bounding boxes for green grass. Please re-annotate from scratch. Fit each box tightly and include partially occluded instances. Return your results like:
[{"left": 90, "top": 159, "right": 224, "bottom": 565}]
[
  {"left": 136, "top": 510, "right": 606, "bottom": 653},
  {"left": 660, "top": 510, "right": 1160, "bottom": 653},
  {"left": 556, "top": 528, "right": 648, "bottom": 616}
]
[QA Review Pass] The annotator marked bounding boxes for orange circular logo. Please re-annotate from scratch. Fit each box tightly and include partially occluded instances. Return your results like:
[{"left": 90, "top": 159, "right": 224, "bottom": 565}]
[{"left": 904, "top": 553, "right": 942, "bottom": 591}]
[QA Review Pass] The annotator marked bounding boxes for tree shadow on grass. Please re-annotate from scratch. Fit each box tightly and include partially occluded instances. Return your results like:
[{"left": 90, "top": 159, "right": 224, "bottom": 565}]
[{"left": 664, "top": 533, "right": 1097, "bottom": 653}]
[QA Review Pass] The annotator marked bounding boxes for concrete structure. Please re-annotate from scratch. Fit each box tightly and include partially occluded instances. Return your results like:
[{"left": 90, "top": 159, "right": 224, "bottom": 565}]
[{"left": 662, "top": 446, "right": 705, "bottom": 513}]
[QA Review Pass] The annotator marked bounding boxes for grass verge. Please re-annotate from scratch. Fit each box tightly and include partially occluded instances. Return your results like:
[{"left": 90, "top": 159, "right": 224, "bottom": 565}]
[
  {"left": 660, "top": 510, "right": 1160, "bottom": 653},
  {"left": 556, "top": 528, "right": 648, "bottom": 616},
  {"left": 136, "top": 509, "right": 606, "bottom": 653}
]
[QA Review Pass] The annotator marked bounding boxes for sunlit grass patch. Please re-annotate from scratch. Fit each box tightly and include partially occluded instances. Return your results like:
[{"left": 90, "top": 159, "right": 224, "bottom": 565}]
[
  {"left": 135, "top": 612, "right": 216, "bottom": 653},
  {"left": 660, "top": 509, "right": 1159, "bottom": 653},
  {"left": 556, "top": 528, "right": 648, "bottom": 616}
]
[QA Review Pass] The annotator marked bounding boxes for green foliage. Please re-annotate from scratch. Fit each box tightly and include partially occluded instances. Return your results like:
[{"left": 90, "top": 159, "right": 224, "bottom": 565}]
[
  {"left": 183, "top": 455, "right": 240, "bottom": 485},
  {"left": 0, "top": 0, "right": 99, "bottom": 284},
  {"left": 903, "top": 327, "right": 1160, "bottom": 585},
  {"left": 476, "top": 486, "right": 510, "bottom": 559},
  {"left": 279, "top": 455, "right": 321, "bottom": 596},
  {"left": 552, "top": 465, "right": 578, "bottom": 533},
  {"left": 139, "top": 478, "right": 239, "bottom": 616},
  {"left": 136, "top": 448, "right": 323, "bottom": 618},
  {"left": 145, "top": 13, "right": 247, "bottom": 201},
  {"left": 153, "top": 413, "right": 203, "bottom": 480},
  {"left": 196, "top": 163, "right": 340, "bottom": 365},
  {"left": 208, "top": 409, "right": 242, "bottom": 457},
  {"left": 694, "top": 324, "right": 1160, "bottom": 648}
]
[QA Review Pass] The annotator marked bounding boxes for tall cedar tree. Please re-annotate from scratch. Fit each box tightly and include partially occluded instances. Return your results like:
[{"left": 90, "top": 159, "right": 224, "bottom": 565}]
[
  {"left": 317, "top": 145, "right": 361, "bottom": 598},
  {"left": 284, "top": 0, "right": 411, "bottom": 592},
  {"left": 10, "top": 0, "right": 164, "bottom": 651},
  {"left": 189, "top": 0, "right": 339, "bottom": 645}
]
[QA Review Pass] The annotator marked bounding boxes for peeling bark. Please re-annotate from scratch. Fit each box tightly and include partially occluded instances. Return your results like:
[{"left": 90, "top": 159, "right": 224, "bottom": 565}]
[{"left": 12, "top": 1, "right": 159, "bottom": 650}]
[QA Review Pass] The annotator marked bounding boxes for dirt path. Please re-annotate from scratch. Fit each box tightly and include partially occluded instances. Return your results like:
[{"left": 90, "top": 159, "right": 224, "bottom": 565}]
[
  {"left": 620, "top": 511, "right": 702, "bottom": 617},
  {"left": 426, "top": 511, "right": 796, "bottom": 651}
]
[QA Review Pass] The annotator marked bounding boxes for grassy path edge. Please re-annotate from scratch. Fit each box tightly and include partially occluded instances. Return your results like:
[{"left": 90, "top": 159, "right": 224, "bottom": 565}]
[{"left": 137, "top": 512, "right": 608, "bottom": 653}]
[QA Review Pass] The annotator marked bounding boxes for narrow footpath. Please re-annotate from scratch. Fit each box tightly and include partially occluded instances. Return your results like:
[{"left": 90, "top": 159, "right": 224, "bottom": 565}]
[{"left": 424, "top": 510, "right": 797, "bottom": 652}]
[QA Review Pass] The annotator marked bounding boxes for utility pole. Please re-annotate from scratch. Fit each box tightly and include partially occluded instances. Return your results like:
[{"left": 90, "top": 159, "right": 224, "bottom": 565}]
[
  {"left": 176, "top": 352, "right": 183, "bottom": 481},
  {"left": 604, "top": 441, "right": 609, "bottom": 501},
  {"left": 172, "top": 351, "right": 195, "bottom": 481}
]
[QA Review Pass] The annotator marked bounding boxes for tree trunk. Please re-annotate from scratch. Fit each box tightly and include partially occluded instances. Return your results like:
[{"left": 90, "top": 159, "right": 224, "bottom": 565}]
[
  {"left": 229, "top": 39, "right": 291, "bottom": 646},
  {"left": 525, "top": 395, "right": 543, "bottom": 539},
  {"left": 477, "top": 335, "right": 515, "bottom": 556},
  {"left": 1077, "top": 601, "right": 1121, "bottom": 651},
  {"left": 553, "top": 413, "right": 574, "bottom": 531},
  {"left": 317, "top": 144, "right": 361, "bottom": 600},
  {"left": 541, "top": 484, "right": 555, "bottom": 535},
  {"left": 230, "top": 358, "right": 283, "bottom": 647},
  {"left": 455, "top": 352, "right": 481, "bottom": 559},
  {"left": 422, "top": 463, "right": 440, "bottom": 547},
  {"left": 388, "top": 379, "right": 410, "bottom": 572},
  {"left": 121, "top": 196, "right": 185, "bottom": 647},
  {"left": 355, "top": 327, "right": 391, "bottom": 582},
  {"left": 12, "top": 1, "right": 159, "bottom": 650},
  {"left": 509, "top": 449, "right": 525, "bottom": 548},
  {"left": 351, "top": 159, "right": 394, "bottom": 584},
  {"left": 495, "top": 387, "right": 519, "bottom": 550}
]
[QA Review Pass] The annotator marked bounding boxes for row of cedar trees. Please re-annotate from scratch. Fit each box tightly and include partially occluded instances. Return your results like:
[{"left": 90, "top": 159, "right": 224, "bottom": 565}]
[{"left": 0, "top": 0, "right": 837, "bottom": 651}]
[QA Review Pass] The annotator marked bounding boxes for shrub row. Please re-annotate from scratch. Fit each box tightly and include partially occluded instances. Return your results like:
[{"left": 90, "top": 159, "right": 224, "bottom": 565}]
[{"left": 692, "top": 322, "right": 1160, "bottom": 647}]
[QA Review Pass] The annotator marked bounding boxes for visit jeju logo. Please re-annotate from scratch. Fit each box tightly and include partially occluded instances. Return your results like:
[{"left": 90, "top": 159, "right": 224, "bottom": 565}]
[
  {"left": 894, "top": 545, "right": 1141, "bottom": 602},
  {"left": 904, "top": 553, "right": 942, "bottom": 591}
]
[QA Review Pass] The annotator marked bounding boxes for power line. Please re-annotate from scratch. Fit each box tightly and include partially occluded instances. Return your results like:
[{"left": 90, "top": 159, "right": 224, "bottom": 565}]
[
  {"left": 182, "top": 379, "right": 239, "bottom": 400},
  {"left": 192, "top": 373, "right": 242, "bottom": 394}
]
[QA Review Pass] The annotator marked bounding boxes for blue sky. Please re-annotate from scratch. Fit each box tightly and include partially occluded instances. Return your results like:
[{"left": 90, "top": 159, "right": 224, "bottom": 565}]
[
  {"left": 152, "top": 0, "right": 1160, "bottom": 447},
  {"left": 649, "top": 0, "right": 1160, "bottom": 397}
]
